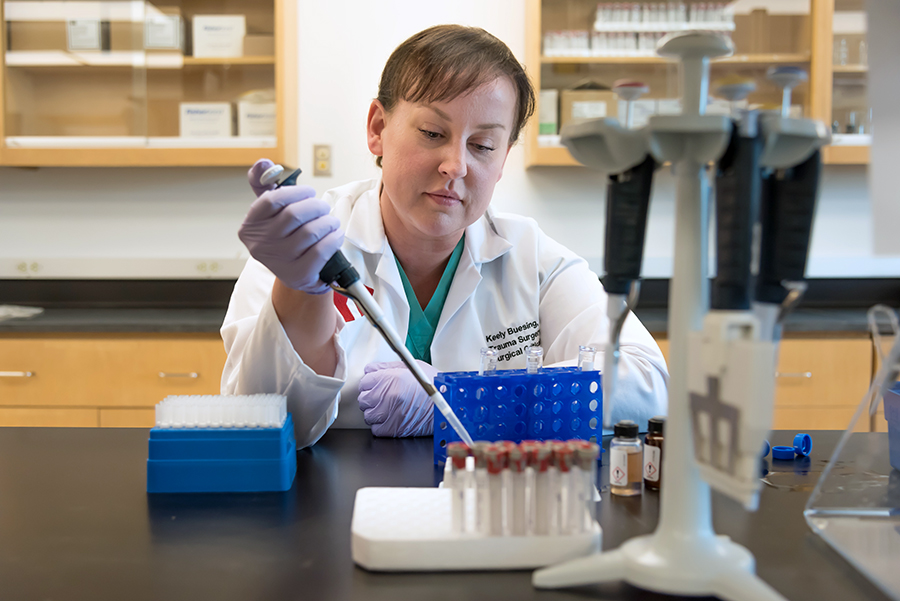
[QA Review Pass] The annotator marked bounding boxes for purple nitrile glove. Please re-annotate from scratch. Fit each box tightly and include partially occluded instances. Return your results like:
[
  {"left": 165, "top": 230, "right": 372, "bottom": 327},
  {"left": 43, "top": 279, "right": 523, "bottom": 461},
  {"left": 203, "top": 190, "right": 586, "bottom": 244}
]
[
  {"left": 238, "top": 159, "right": 344, "bottom": 294},
  {"left": 358, "top": 360, "right": 438, "bottom": 437},
  {"left": 248, "top": 158, "right": 278, "bottom": 198}
]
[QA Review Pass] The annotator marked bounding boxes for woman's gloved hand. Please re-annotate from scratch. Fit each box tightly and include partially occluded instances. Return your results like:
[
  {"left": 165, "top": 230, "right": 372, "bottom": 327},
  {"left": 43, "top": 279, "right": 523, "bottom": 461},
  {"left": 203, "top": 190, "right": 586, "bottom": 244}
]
[
  {"left": 238, "top": 159, "right": 344, "bottom": 294},
  {"left": 358, "top": 360, "right": 437, "bottom": 437}
]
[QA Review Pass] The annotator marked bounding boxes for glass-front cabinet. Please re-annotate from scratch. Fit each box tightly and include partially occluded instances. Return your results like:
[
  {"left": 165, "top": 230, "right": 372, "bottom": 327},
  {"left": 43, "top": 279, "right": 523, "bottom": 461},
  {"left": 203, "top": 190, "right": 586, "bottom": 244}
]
[
  {"left": 0, "top": 0, "right": 296, "bottom": 166},
  {"left": 826, "top": 0, "right": 869, "bottom": 164},
  {"left": 526, "top": 0, "right": 864, "bottom": 167}
]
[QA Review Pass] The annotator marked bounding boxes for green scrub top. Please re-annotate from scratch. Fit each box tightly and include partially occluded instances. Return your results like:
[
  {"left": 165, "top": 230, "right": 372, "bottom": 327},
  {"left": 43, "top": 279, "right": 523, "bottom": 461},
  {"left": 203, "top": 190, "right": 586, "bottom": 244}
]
[{"left": 394, "top": 235, "right": 466, "bottom": 364}]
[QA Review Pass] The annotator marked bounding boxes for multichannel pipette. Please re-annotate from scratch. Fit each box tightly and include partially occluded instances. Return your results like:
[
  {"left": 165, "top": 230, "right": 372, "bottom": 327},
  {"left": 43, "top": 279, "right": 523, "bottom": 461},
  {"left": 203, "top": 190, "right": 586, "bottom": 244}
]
[{"left": 259, "top": 164, "right": 474, "bottom": 446}]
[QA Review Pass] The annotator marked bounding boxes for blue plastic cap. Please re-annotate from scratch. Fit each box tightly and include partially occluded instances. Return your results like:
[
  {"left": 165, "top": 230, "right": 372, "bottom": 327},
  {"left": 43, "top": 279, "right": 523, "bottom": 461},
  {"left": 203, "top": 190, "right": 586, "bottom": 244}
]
[
  {"left": 772, "top": 445, "right": 795, "bottom": 461},
  {"left": 793, "top": 433, "right": 812, "bottom": 457},
  {"left": 761, "top": 439, "right": 770, "bottom": 458}
]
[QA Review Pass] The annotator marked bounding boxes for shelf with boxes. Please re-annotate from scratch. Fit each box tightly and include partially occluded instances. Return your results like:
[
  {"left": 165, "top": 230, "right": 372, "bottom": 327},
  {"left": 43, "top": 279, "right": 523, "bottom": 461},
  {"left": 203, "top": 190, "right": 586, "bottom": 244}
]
[
  {"left": 526, "top": 0, "right": 861, "bottom": 167},
  {"left": 0, "top": 0, "right": 296, "bottom": 167}
]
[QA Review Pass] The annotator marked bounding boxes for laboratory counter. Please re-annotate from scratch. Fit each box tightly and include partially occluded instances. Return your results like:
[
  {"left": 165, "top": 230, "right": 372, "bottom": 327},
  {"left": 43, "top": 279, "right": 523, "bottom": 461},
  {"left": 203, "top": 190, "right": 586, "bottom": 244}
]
[
  {"left": 0, "top": 427, "right": 890, "bottom": 601},
  {"left": 0, "top": 306, "right": 876, "bottom": 334}
]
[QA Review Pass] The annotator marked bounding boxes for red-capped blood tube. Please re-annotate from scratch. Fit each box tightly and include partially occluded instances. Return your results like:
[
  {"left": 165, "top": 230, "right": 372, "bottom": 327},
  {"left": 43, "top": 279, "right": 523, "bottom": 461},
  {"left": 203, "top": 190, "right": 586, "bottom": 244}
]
[
  {"left": 552, "top": 441, "right": 574, "bottom": 535},
  {"left": 534, "top": 442, "right": 552, "bottom": 535},
  {"left": 471, "top": 441, "right": 491, "bottom": 535},
  {"left": 447, "top": 442, "right": 470, "bottom": 534},
  {"left": 486, "top": 443, "right": 508, "bottom": 536},
  {"left": 508, "top": 445, "right": 527, "bottom": 536}
]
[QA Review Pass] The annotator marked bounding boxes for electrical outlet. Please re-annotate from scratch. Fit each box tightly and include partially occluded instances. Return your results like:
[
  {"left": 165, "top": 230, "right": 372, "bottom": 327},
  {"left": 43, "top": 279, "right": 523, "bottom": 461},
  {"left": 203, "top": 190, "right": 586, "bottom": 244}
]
[{"left": 314, "top": 144, "right": 332, "bottom": 176}]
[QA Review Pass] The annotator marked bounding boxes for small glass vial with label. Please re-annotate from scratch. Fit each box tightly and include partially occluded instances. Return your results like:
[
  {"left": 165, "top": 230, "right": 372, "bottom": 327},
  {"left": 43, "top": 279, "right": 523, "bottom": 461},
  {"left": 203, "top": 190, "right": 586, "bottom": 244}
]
[
  {"left": 610, "top": 420, "right": 642, "bottom": 496},
  {"left": 643, "top": 416, "right": 665, "bottom": 491}
]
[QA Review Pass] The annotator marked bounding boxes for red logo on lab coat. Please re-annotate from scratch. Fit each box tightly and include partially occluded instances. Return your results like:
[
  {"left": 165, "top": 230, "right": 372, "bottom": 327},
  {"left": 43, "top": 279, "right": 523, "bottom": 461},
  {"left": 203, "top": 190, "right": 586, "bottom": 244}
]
[{"left": 333, "top": 286, "right": 373, "bottom": 322}]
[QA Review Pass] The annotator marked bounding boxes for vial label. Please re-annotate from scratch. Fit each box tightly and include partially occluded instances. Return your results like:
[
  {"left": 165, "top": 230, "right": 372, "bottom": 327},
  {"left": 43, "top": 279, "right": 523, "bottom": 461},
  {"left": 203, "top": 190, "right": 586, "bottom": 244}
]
[
  {"left": 610, "top": 448, "right": 628, "bottom": 486},
  {"left": 644, "top": 445, "right": 660, "bottom": 482}
]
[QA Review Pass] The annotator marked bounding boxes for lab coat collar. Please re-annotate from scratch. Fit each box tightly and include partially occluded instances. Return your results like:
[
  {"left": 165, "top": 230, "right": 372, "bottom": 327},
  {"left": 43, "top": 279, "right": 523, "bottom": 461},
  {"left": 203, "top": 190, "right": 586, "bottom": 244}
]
[
  {"left": 343, "top": 180, "right": 386, "bottom": 255},
  {"left": 342, "top": 178, "right": 513, "bottom": 266},
  {"left": 465, "top": 207, "right": 514, "bottom": 265}
]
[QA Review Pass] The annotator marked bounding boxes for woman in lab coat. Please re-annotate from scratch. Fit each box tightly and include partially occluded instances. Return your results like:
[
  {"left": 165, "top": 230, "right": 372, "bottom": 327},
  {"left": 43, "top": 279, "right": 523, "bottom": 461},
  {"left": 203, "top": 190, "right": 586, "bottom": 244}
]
[{"left": 221, "top": 24, "right": 668, "bottom": 449}]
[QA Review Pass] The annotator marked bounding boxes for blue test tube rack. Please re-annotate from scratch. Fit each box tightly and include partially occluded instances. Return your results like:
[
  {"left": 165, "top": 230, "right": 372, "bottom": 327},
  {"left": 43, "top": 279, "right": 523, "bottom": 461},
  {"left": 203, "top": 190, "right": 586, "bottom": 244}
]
[{"left": 433, "top": 367, "right": 603, "bottom": 465}]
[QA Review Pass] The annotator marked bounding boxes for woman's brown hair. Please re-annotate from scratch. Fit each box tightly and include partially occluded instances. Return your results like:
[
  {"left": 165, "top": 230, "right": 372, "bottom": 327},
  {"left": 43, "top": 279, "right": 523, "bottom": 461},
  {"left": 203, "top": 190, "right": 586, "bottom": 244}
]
[{"left": 374, "top": 24, "right": 535, "bottom": 167}]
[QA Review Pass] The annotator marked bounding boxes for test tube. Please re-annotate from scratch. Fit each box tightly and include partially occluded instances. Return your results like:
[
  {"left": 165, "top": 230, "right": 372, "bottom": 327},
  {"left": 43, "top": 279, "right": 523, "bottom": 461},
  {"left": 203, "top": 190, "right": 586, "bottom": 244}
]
[
  {"left": 533, "top": 442, "right": 552, "bottom": 535},
  {"left": 471, "top": 441, "right": 491, "bottom": 536},
  {"left": 520, "top": 441, "right": 539, "bottom": 535},
  {"left": 552, "top": 441, "right": 574, "bottom": 535},
  {"left": 545, "top": 441, "right": 564, "bottom": 536},
  {"left": 508, "top": 445, "right": 527, "bottom": 536},
  {"left": 486, "top": 443, "right": 507, "bottom": 536},
  {"left": 447, "top": 442, "right": 470, "bottom": 535},
  {"left": 578, "top": 345, "right": 597, "bottom": 371},
  {"left": 526, "top": 346, "right": 544, "bottom": 374},
  {"left": 479, "top": 347, "right": 499, "bottom": 375},
  {"left": 573, "top": 440, "right": 601, "bottom": 533}
]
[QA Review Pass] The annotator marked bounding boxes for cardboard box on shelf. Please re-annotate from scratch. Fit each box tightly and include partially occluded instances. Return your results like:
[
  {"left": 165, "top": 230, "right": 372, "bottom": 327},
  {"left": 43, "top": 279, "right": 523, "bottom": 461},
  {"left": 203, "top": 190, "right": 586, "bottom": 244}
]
[
  {"left": 179, "top": 102, "right": 233, "bottom": 137},
  {"left": 560, "top": 89, "right": 618, "bottom": 130},
  {"left": 6, "top": 22, "right": 68, "bottom": 51},
  {"left": 243, "top": 34, "right": 274, "bottom": 57},
  {"left": 191, "top": 15, "right": 246, "bottom": 58},
  {"left": 8, "top": 21, "right": 141, "bottom": 52}
]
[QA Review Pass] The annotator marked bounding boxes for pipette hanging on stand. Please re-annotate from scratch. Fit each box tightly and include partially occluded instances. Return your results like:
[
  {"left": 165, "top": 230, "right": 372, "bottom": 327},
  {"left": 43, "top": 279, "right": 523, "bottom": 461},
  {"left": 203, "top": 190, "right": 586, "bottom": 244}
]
[{"left": 535, "top": 31, "right": 829, "bottom": 601}]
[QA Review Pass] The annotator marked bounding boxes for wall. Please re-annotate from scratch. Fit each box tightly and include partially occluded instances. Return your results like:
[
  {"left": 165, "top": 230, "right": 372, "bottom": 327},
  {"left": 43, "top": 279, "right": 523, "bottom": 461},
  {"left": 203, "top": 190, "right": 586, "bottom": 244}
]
[{"left": 0, "top": 0, "right": 895, "bottom": 281}]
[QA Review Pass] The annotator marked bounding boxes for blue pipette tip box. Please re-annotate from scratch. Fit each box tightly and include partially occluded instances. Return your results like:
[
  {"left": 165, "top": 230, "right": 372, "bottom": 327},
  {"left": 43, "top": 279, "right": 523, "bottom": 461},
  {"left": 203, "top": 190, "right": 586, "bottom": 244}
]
[
  {"left": 433, "top": 367, "right": 603, "bottom": 465},
  {"left": 147, "top": 413, "right": 297, "bottom": 493},
  {"left": 884, "top": 383, "right": 900, "bottom": 472}
]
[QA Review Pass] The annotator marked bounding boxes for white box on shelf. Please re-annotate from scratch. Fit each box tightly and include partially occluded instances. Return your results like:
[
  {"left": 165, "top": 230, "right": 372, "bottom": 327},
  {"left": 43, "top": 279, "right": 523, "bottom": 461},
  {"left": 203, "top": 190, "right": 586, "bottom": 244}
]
[
  {"left": 179, "top": 102, "right": 233, "bottom": 137},
  {"left": 191, "top": 15, "right": 245, "bottom": 58},
  {"left": 237, "top": 101, "right": 276, "bottom": 137},
  {"left": 618, "top": 99, "right": 657, "bottom": 128},
  {"left": 66, "top": 19, "right": 102, "bottom": 50},
  {"left": 539, "top": 89, "right": 559, "bottom": 135},
  {"left": 145, "top": 14, "right": 183, "bottom": 50}
]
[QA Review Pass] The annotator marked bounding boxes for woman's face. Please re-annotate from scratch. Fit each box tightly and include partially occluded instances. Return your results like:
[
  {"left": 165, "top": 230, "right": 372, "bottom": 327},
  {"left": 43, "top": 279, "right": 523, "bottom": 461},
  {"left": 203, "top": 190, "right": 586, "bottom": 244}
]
[{"left": 367, "top": 76, "right": 517, "bottom": 247}]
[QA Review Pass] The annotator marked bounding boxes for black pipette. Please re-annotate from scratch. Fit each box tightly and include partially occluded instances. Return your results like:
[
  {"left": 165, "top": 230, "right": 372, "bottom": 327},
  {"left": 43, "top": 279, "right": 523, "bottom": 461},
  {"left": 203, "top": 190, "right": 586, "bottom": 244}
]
[{"left": 258, "top": 164, "right": 474, "bottom": 445}]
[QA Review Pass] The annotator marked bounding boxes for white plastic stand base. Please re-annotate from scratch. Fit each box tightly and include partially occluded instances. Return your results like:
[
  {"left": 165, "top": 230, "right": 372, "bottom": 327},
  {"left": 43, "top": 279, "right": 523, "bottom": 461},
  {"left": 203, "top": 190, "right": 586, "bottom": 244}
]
[
  {"left": 533, "top": 532, "right": 787, "bottom": 600},
  {"left": 351, "top": 487, "right": 602, "bottom": 572}
]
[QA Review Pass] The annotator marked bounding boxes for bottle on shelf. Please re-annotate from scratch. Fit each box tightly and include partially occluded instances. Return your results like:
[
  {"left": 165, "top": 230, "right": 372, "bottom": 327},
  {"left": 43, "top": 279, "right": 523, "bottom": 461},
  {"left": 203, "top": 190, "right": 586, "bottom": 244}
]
[{"left": 834, "top": 36, "right": 848, "bottom": 66}]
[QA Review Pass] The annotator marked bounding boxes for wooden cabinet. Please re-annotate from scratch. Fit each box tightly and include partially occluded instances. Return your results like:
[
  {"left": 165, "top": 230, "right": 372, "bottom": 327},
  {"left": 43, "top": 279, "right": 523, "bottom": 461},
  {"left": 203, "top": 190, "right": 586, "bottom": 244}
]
[
  {"left": 525, "top": 0, "right": 869, "bottom": 167},
  {"left": 0, "top": 0, "right": 297, "bottom": 166},
  {"left": 772, "top": 336, "right": 871, "bottom": 431},
  {"left": 651, "top": 333, "right": 873, "bottom": 431},
  {"left": 0, "top": 332, "right": 226, "bottom": 427}
]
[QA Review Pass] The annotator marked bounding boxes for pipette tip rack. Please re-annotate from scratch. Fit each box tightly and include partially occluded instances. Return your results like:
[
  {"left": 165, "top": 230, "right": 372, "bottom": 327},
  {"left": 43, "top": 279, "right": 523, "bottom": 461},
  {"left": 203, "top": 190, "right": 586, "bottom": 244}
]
[{"left": 147, "top": 394, "right": 297, "bottom": 493}]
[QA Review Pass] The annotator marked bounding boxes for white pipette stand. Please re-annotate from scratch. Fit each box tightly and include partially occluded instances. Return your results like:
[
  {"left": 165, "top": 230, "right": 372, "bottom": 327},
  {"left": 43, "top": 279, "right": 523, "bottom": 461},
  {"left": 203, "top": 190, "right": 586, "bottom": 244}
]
[{"left": 533, "top": 31, "right": 791, "bottom": 601}]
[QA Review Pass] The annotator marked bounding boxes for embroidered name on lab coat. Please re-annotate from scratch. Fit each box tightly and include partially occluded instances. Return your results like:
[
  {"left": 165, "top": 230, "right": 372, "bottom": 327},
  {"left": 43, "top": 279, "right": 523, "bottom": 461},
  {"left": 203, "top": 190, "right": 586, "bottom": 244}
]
[{"left": 484, "top": 320, "right": 541, "bottom": 363}]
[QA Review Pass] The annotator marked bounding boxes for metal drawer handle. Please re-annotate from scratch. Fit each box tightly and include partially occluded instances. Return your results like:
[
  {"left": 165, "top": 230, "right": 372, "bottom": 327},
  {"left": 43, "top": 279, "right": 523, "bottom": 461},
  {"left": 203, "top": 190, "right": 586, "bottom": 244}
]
[
  {"left": 158, "top": 372, "right": 199, "bottom": 379},
  {"left": 775, "top": 372, "right": 812, "bottom": 379},
  {"left": 0, "top": 371, "right": 34, "bottom": 378}
]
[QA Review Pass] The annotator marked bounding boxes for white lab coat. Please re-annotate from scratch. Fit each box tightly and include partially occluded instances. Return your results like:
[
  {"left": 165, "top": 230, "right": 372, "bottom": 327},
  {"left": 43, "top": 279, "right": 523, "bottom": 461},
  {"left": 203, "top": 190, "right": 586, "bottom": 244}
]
[{"left": 221, "top": 179, "right": 668, "bottom": 449}]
